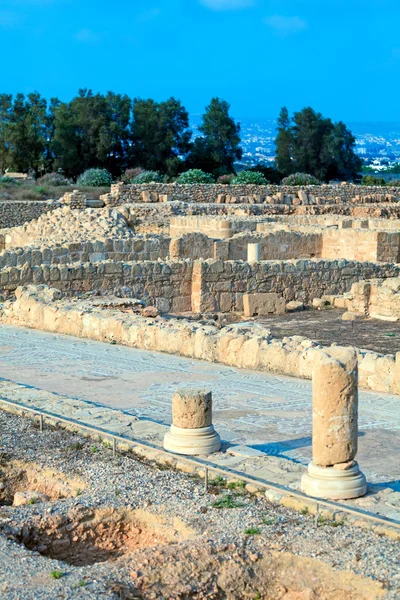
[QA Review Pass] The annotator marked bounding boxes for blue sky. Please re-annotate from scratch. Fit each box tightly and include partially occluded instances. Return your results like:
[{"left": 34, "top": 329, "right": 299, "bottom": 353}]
[{"left": 0, "top": 0, "right": 398, "bottom": 122}]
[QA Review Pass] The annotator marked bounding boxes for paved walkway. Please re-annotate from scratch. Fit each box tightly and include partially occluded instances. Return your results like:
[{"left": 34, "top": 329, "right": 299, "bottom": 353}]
[{"left": 0, "top": 324, "right": 399, "bottom": 489}]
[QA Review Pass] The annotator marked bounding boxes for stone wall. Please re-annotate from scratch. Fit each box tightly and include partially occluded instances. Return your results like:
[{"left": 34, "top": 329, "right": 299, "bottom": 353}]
[
  {"left": 337, "top": 278, "right": 400, "bottom": 320},
  {"left": 222, "top": 231, "right": 322, "bottom": 261},
  {"left": 4, "top": 284, "right": 400, "bottom": 396},
  {"left": 0, "top": 236, "right": 170, "bottom": 270},
  {"left": 191, "top": 259, "right": 400, "bottom": 313},
  {"left": 321, "top": 229, "right": 400, "bottom": 262},
  {"left": 101, "top": 183, "right": 400, "bottom": 207},
  {"left": 0, "top": 259, "right": 193, "bottom": 313},
  {"left": 2, "top": 257, "right": 400, "bottom": 314},
  {"left": 0, "top": 201, "right": 56, "bottom": 228},
  {"left": 169, "top": 233, "right": 215, "bottom": 260}
]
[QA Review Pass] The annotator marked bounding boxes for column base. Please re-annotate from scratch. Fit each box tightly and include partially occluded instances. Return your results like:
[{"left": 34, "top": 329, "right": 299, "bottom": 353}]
[
  {"left": 301, "top": 461, "right": 367, "bottom": 500},
  {"left": 164, "top": 424, "right": 221, "bottom": 456}
]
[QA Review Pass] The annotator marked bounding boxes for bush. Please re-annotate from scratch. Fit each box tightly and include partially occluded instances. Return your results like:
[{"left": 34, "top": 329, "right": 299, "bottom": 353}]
[
  {"left": 177, "top": 169, "right": 215, "bottom": 184},
  {"left": 281, "top": 172, "right": 321, "bottom": 186},
  {"left": 231, "top": 170, "right": 269, "bottom": 185},
  {"left": 35, "top": 186, "right": 48, "bottom": 195},
  {"left": 37, "top": 172, "right": 71, "bottom": 186},
  {"left": 77, "top": 168, "right": 113, "bottom": 187},
  {"left": 121, "top": 167, "right": 144, "bottom": 184},
  {"left": 0, "top": 176, "right": 22, "bottom": 185},
  {"left": 131, "top": 170, "right": 162, "bottom": 184},
  {"left": 361, "top": 175, "right": 386, "bottom": 186},
  {"left": 217, "top": 174, "right": 235, "bottom": 185},
  {"left": 386, "top": 179, "right": 400, "bottom": 187}
]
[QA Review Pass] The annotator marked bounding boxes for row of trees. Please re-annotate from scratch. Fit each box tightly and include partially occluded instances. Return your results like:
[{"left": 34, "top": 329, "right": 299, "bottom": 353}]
[
  {"left": 0, "top": 91, "right": 242, "bottom": 180},
  {"left": 275, "top": 107, "right": 362, "bottom": 182},
  {"left": 0, "top": 89, "right": 362, "bottom": 182}
]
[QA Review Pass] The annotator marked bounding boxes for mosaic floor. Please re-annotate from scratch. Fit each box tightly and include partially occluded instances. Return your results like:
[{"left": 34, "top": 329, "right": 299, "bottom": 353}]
[{"left": 0, "top": 324, "right": 398, "bottom": 488}]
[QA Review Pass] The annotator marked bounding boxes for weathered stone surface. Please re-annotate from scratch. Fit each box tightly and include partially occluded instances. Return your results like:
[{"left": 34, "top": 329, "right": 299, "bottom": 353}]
[
  {"left": 172, "top": 389, "right": 212, "bottom": 429},
  {"left": 286, "top": 300, "right": 304, "bottom": 312},
  {"left": 243, "top": 292, "right": 285, "bottom": 317},
  {"left": 312, "top": 350, "right": 358, "bottom": 467}
]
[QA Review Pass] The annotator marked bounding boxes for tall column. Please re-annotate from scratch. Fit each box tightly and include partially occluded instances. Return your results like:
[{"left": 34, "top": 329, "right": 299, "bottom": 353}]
[
  {"left": 164, "top": 389, "right": 221, "bottom": 455},
  {"left": 247, "top": 243, "right": 260, "bottom": 263},
  {"left": 301, "top": 349, "right": 367, "bottom": 500}
]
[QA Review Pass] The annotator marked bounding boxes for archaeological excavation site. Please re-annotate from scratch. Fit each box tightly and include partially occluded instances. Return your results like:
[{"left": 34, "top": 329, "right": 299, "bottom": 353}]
[{"left": 0, "top": 182, "right": 400, "bottom": 599}]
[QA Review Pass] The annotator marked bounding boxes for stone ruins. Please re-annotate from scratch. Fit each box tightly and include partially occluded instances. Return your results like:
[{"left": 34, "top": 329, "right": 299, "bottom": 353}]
[
  {"left": 1, "top": 182, "right": 400, "bottom": 504},
  {"left": 1, "top": 181, "right": 400, "bottom": 596},
  {"left": 164, "top": 389, "right": 221, "bottom": 455}
]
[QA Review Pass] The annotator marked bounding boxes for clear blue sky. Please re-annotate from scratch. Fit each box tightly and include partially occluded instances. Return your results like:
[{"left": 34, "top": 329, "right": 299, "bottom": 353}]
[{"left": 0, "top": 0, "right": 398, "bottom": 123}]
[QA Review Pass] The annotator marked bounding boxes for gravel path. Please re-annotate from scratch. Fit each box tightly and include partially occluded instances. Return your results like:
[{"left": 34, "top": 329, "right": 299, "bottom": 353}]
[{"left": 0, "top": 411, "right": 399, "bottom": 599}]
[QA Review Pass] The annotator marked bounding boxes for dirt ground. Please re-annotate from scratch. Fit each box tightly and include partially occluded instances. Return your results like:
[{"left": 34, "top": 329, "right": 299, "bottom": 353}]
[{"left": 259, "top": 308, "right": 400, "bottom": 355}]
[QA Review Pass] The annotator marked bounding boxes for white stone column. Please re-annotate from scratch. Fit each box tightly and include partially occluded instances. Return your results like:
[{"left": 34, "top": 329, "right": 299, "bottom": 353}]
[
  {"left": 164, "top": 389, "right": 221, "bottom": 455},
  {"left": 301, "top": 349, "right": 367, "bottom": 500},
  {"left": 247, "top": 243, "right": 260, "bottom": 263}
]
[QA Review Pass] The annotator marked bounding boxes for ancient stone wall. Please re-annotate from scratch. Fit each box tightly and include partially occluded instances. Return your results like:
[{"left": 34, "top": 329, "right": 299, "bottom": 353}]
[
  {"left": 0, "top": 236, "right": 170, "bottom": 269},
  {"left": 338, "top": 277, "right": 400, "bottom": 320},
  {"left": 169, "top": 233, "right": 214, "bottom": 260},
  {"left": 0, "top": 201, "right": 56, "bottom": 228},
  {"left": 223, "top": 231, "right": 322, "bottom": 261},
  {"left": 0, "top": 260, "right": 193, "bottom": 313},
  {"left": 2, "top": 257, "right": 400, "bottom": 314},
  {"left": 321, "top": 229, "right": 400, "bottom": 262},
  {"left": 101, "top": 183, "right": 400, "bottom": 207},
  {"left": 191, "top": 259, "right": 400, "bottom": 313},
  {"left": 4, "top": 284, "right": 400, "bottom": 396}
]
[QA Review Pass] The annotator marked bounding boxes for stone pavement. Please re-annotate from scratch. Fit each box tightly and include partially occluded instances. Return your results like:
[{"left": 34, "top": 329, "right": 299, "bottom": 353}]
[{"left": 0, "top": 323, "right": 398, "bottom": 495}]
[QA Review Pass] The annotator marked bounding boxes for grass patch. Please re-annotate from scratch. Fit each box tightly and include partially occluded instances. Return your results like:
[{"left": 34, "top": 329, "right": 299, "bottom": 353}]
[
  {"left": 244, "top": 527, "right": 260, "bottom": 535},
  {"left": 319, "top": 517, "right": 345, "bottom": 527},
  {"left": 227, "top": 480, "right": 246, "bottom": 491},
  {"left": 211, "top": 494, "right": 243, "bottom": 509},
  {"left": 50, "top": 570, "right": 64, "bottom": 579}
]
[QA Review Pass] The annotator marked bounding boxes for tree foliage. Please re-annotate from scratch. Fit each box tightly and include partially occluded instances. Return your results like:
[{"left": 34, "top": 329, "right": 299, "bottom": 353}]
[
  {"left": 131, "top": 97, "right": 191, "bottom": 177},
  {"left": 52, "top": 89, "right": 132, "bottom": 178},
  {"left": 187, "top": 98, "right": 242, "bottom": 176},
  {"left": 275, "top": 106, "right": 362, "bottom": 182}
]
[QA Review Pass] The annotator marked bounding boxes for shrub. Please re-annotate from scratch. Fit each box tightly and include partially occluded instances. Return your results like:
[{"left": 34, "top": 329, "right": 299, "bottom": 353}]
[
  {"left": 131, "top": 170, "right": 162, "bottom": 184},
  {"left": 77, "top": 168, "right": 113, "bottom": 187},
  {"left": 281, "top": 172, "right": 321, "bottom": 186},
  {"left": 37, "top": 172, "right": 71, "bottom": 186},
  {"left": 177, "top": 169, "right": 215, "bottom": 184},
  {"left": 231, "top": 170, "right": 269, "bottom": 185},
  {"left": 386, "top": 179, "right": 400, "bottom": 187},
  {"left": 361, "top": 175, "right": 386, "bottom": 186},
  {"left": 217, "top": 174, "right": 235, "bottom": 185},
  {"left": 0, "top": 176, "right": 22, "bottom": 185},
  {"left": 121, "top": 167, "right": 145, "bottom": 184},
  {"left": 35, "top": 186, "right": 48, "bottom": 195}
]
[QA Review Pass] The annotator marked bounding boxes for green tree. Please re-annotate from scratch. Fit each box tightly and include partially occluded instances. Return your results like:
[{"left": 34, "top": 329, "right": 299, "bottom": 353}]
[
  {"left": 131, "top": 97, "right": 191, "bottom": 177},
  {"left": 275, "top": 106, "right": 293, "bottom": 175},
  {"left": 52, "top": 89, "right": 132, "bottom": 179},
  {"left": 275, "top": 106, "right": 361, "bottom": 182},
  {"left": 0, "top": 94, "right": 12, "bottom": 174},
  {"left": 188, "top": 97, "right": 242, "bottom": 176},
  {"left": 7, "top": 92, "right": 48, "bottom": 176}
]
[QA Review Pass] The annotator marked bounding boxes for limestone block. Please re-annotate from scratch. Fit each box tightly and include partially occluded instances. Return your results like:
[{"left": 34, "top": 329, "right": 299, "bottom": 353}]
[
  {"left": 243, "top": 293, "right": 285, "bottom": 317},
  {"left": 172, "top": 389, "right": 212, "bottom": 429},
  {"left": 286, "top": 300, "right": 304, "bottom": 312},
  {"left": 298, "top": 190, "right": 308, "bottom": 203},
  {"left": 312, "top": 350, "right": 358, "bottom": 467}
]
